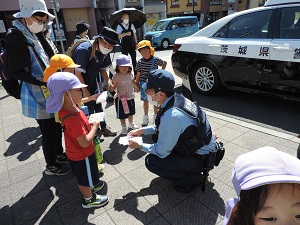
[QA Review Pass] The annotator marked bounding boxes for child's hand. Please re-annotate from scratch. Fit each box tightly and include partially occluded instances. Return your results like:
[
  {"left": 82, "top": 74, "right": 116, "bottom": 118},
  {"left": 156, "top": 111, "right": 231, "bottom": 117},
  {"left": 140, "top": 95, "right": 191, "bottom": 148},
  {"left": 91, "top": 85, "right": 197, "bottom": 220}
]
[
  {"left": 90, "top": 94, "right": 99, "bottom": 101},
  {"left": 91, "top": 120, "right": 100, "bottom": 128},
  {"left": 136, "top": 87, "right": 140, "bottom": 92}
]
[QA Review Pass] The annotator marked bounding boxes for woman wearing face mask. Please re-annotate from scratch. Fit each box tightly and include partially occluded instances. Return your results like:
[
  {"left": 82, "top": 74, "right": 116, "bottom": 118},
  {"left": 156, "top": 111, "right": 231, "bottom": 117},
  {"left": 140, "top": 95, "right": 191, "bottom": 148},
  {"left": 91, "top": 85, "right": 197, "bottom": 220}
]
[
  {"left": 6, "top": 0, "right": 71, "bottom": 175},
  {"left": 71, "top": 26, "right": 119, "bottom": 138}
]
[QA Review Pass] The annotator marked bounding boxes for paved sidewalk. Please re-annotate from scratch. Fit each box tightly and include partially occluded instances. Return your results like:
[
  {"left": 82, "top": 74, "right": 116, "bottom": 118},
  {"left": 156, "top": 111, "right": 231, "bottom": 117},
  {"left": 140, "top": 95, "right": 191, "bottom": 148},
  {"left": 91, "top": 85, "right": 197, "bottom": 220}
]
[{"left": 0, "top": 78, "right": 299, "bottom": 225}]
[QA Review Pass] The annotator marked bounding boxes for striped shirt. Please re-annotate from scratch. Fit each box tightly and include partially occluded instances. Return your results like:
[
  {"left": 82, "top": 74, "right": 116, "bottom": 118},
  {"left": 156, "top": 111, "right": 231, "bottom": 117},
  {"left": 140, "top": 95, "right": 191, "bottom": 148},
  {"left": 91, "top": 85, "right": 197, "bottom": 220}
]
[{"left": 136, "top": 56, "right": 164, "bottom": 82}]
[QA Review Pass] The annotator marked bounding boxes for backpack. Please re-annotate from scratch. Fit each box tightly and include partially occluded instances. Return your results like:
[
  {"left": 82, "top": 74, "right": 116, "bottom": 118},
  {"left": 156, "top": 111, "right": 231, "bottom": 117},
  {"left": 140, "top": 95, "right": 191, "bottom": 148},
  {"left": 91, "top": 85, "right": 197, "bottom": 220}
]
[
  {"left": 65, "top": 39, "right": 94, "bottom": 60},
  {"left": 0, "top": 28, "right": 31, "bottom": 99}
]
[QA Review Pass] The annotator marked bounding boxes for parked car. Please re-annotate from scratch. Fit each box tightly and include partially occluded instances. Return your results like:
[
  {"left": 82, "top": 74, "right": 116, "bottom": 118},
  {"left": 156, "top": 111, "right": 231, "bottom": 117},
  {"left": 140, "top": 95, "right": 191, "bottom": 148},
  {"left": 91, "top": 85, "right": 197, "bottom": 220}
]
[
  {"left": 144, "top": 16, "right": 199, "bottom": 49},
  {"left": 171, "top": 0, "right": 300, "bottom": 102}
]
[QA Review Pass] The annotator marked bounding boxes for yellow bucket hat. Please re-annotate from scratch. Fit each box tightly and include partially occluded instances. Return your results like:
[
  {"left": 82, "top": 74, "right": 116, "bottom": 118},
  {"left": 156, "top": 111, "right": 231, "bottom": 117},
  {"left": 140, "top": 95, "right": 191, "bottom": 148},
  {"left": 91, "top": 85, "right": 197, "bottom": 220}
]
[
  {"left": 137, "top": 40, "right": 155, "bottom": 56},
  {"left": 44, "top": 54, "right": 80, "bottom": 82}
]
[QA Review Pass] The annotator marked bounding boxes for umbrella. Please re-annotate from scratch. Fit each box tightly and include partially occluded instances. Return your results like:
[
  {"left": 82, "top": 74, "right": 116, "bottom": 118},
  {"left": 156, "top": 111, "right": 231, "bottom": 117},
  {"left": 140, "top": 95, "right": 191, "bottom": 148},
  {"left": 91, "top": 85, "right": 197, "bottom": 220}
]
[{"left": 109, "top": 8, "right": 146, "bottom": 30}]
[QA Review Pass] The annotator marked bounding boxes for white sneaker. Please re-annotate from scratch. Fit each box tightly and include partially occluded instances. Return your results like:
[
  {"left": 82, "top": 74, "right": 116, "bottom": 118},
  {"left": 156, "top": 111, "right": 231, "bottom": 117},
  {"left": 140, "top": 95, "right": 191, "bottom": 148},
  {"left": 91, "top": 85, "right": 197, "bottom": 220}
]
[
  {"left": 128, "top": 123, "right": 139, "bottom": 130},
  {"left": 121, "top": 126, "right": 127, "bottom": 135},
  {"left": 152, "top": 114, "right": 157, "bottom": 125},
  {"left": 141, "top": 115, "right": 149, "bottom": 127}
]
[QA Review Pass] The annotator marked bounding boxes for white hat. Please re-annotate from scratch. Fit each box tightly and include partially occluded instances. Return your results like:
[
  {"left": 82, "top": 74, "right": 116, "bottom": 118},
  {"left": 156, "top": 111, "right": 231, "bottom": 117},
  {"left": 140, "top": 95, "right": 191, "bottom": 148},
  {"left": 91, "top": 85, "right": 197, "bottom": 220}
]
[
  {"left": 223, "top": 146, "right": 300, "bottom": 225},
  {"left": 13, "top": 0, "right": 55, "bottom": 20}
]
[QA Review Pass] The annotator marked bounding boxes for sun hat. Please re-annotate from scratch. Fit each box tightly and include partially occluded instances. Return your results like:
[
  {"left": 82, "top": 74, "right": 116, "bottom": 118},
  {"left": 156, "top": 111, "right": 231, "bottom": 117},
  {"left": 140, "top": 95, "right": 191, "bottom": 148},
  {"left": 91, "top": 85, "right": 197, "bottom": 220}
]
[
  {"left": 76, "top": 21, "right": 90, "bottom": 35},
  {"left": 46, "top": 72, "right": 87, "bottom": 113},
  {"left": 116, "top": 54, "right": 131, "bottom": 66},
  {"left": 137, "top": 40, "right": 155, "bottom": 56},
  {"left": 94, "top": 26, "right": 119, "bottom": 46},
  {"left": 143, "top": 69, "right": 175, "bottom": 93},
  {"left": 232, "top": 146, "right": 300, "bottom": 196},
  {"left": 223, "top": 146, "right": 300, "bottom": 225},
  {"left": 13, "top": 0, "right": 55, "bottom": 20},
  {"left": 44, "top": 54, "right": 80, "bottom": 82}
]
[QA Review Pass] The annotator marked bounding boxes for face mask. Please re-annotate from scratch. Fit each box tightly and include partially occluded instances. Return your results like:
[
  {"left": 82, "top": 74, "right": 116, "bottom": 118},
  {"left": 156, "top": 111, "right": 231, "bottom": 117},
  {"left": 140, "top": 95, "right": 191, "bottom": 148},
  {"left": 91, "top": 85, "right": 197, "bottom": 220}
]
[
  {"left": 147, "top": 94, "right": 159, "bottom": 107},
  {"left": 123, "top": 19, "right": 129, "bottom": 24},
  {"left": 27, "top": 18, "right": 44, "bottom": 33},
  {"left": 99, "top": 43, "right": 112, "bottom": 55}
]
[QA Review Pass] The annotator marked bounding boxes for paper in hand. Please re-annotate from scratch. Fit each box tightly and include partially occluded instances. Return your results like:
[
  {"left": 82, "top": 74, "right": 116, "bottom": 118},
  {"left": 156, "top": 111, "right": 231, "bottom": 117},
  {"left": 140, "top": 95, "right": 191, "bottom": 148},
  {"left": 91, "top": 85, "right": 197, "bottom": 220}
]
[
  {"left": 96, "top": 91, "right": 108, "bottom": 104},
  {"left": 88, "top": 112, "right": 105, "bottom": 123},
  {"left": 119, "top": 136, "right": 143, "bottom": 146}
]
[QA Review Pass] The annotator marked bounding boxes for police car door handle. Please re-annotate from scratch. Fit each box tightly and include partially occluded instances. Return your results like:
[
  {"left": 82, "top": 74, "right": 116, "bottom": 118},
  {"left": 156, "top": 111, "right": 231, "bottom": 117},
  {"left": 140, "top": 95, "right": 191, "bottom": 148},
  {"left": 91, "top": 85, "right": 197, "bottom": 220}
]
[
  {"left": 272, "top": 46, "right": 293, "bottom": 52},
  {"left": 208, "top": 44, "right": 221, "bottom": 48}
]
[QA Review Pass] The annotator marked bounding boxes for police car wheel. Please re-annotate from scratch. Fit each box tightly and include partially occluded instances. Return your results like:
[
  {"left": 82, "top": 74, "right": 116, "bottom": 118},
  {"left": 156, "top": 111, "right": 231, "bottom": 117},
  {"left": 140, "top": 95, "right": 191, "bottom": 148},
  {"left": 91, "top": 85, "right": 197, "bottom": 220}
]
[
  {"left": 161, "top": 39, "right": 169, "bottom": 49},
  {"left": 191, "top": 62, "right": 220, "bottom": 95}
]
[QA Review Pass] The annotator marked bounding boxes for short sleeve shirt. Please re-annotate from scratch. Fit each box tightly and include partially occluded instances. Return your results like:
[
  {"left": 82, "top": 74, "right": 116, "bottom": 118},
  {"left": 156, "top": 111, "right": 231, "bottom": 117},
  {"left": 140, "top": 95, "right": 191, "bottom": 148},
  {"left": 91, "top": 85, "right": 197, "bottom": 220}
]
[
  {"left": 112, "top": 72, "right": 135, "bottom": 99},
  {"left": 72, "top": 41, "right": 111, "bottom": 93},
  {"left": 116, "top": 23, "right": 136, "bottom": 35},
  {"left": 59, "top": 108, "right": 94, "bottom": 161},
  {"left": 136, "top": 56, "right": 164, "bottom": 82}
]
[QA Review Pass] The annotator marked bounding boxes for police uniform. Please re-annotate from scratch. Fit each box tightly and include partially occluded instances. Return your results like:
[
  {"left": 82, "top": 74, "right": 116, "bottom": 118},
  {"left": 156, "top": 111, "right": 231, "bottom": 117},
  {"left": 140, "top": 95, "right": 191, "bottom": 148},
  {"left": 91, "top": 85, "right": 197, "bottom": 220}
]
[{"left": 140, "top": 69, "right": 217, "bottom": 190}]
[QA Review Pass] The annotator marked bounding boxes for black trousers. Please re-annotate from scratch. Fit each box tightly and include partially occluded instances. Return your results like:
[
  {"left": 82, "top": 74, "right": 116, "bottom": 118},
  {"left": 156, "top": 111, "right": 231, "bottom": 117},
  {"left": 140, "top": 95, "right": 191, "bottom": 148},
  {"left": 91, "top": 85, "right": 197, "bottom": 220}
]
[
  {"left": 145, "top": 152, "right": 206, "bottom": 188},
  {"left": 121, "top": 46, "right": 137, "bottom": 74},
  {"left": 85, "top": 100, "right": 107, "bottom": 130},
  {"left": 36, "top": 118, "right": 63, "bottom": 167}
]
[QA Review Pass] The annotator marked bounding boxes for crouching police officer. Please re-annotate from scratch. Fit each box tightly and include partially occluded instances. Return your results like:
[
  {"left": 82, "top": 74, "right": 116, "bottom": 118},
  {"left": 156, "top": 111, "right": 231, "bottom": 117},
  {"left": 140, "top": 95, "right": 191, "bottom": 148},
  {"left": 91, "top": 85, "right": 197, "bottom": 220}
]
[{"left": 128, "top": 69, "right": 217, "bottom": 193}]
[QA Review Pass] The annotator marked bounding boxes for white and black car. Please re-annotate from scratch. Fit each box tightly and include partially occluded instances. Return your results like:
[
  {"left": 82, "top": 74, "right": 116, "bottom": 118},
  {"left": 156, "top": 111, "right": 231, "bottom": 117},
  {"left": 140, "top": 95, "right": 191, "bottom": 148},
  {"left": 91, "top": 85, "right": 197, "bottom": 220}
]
[{"left": 171, "top": 0, "right": 300, "bottom": 102}]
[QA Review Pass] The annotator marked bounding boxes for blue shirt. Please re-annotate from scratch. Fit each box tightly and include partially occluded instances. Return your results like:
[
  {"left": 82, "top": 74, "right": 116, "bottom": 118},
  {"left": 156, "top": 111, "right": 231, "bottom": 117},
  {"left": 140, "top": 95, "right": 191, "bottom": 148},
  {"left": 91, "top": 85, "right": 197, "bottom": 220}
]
[{"left": 140, "top": 95, "right": 216, "bottom": 158}]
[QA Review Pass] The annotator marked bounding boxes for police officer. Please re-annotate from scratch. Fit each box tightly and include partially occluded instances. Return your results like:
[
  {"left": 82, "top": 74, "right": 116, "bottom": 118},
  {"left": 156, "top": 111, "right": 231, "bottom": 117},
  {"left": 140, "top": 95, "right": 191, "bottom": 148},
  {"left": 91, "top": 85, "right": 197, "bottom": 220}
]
[{"left": 128, "top": 69, "right": 217, "bottom": 192}]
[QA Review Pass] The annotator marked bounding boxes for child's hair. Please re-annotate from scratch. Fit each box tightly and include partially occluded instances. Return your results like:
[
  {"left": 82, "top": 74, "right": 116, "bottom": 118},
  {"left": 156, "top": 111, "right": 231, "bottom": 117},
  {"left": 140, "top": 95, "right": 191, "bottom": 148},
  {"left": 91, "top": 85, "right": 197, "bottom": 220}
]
[
  {"left": 115, "top": 65, "right": 132, "bottom": 73},
  {"left": 228, "top": 183, "right": 300, "bottom": 225}
]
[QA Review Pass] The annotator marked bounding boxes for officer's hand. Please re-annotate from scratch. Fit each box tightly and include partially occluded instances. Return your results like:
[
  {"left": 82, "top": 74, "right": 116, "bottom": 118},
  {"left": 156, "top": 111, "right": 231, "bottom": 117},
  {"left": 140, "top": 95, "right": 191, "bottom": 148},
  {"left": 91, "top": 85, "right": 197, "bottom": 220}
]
[
  {"left": 128, "top": 128, "right": 144, "bottom": 137},
  {"left": 128, "top": 139, "right": 141, "bottom": 149}
]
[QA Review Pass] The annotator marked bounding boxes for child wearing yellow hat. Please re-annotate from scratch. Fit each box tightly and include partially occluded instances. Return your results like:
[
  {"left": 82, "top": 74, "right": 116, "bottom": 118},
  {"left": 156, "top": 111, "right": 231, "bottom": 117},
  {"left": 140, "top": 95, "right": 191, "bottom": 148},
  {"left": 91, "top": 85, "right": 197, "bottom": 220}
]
[{"left": 135, "top": 40, "right": 167, "bottom": 127}]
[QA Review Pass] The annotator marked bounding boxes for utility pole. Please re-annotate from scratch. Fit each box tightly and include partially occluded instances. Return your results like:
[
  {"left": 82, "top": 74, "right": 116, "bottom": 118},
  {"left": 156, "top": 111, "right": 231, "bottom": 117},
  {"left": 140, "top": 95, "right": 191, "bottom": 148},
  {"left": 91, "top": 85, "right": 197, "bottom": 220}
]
[
  {"left": 193, "top": 0, "right": 195, "bottom": 15},
  {"left": 51, "top": 0, "right": 65, "bottom": 53}
]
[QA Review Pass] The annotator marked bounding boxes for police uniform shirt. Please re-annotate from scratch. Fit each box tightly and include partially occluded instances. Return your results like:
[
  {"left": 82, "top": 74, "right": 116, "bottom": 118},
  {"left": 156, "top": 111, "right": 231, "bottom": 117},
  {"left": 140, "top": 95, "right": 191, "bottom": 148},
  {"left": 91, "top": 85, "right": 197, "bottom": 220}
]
[{"left": 140, "top": 95, "right": 216, "bottom": 158}]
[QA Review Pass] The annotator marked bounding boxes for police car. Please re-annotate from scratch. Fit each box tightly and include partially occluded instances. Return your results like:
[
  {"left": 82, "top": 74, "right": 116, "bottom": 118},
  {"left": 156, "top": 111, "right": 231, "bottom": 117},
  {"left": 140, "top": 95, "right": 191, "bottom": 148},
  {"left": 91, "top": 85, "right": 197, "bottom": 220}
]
[{"left": 171, "top": 0, "right": 300, "bottom": 101}]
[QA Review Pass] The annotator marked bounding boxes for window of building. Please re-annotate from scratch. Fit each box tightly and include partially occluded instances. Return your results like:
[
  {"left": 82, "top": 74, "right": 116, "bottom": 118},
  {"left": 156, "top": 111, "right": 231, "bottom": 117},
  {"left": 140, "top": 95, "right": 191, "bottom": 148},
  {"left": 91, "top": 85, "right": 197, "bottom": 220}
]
[
  {"left": 188, "top": 0, "right": 196, "bottom": 4},
  {"left": 210, "top": 0, "right": 222, "bottom": 5},
  {"left": 171, "top": 0, "right": 179, "bottom": 6}
]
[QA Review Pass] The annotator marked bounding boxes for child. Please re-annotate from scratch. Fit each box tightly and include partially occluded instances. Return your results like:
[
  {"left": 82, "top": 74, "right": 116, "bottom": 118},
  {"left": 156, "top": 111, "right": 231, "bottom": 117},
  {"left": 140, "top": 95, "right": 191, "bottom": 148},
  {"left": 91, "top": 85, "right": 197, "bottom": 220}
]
[
  {"left": 111, "top": 54, "right": 139, "bottom": 134},
  {"left": 223, "top": 146, "right": 300, "bottom": 225},
  {"left": 135, "top": 40, "right": 167, "bottom": 126},
  {"left": 44, "top": 54, "right": 99, "bottom": 103},
  {"left": 46, "top": 72, "right": 109, "bottom": 208}
]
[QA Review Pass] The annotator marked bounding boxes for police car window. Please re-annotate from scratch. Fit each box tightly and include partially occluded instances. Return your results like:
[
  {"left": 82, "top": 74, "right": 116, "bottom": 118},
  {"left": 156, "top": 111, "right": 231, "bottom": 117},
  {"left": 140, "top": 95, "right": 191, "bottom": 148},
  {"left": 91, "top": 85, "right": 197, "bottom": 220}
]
[
  {"left": 280, "top": 7, "right": 300, "bottom": 39},
  {"left": 214, "top": 10, "right": 272, "bottom": 39}
]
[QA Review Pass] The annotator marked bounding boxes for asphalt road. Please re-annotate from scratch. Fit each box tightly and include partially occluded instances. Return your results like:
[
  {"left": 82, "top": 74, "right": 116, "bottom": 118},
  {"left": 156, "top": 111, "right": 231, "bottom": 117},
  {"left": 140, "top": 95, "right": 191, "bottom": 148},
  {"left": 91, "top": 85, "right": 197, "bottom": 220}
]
[{"left": 112, "top": 47, "right": 300, "bottom": 137}]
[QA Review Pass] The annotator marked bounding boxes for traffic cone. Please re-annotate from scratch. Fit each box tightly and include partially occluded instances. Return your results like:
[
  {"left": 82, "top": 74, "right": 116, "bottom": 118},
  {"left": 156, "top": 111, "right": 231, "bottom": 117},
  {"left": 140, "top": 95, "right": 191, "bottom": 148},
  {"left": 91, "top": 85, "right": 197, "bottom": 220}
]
[{"left": 181, "top": 75, "right": 193, "bottom": 101}]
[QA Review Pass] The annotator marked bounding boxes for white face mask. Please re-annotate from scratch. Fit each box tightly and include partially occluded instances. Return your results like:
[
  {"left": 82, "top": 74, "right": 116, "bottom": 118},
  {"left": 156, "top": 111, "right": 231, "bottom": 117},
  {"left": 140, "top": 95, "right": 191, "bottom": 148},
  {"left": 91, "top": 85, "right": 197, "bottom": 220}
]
[
  {"left": 99, "top": 43, "right": 112, "bottom": 55},
  {"left": 27, "top": 18, "right": 44, "bottom": 33},
  {"left": 123, "top": 19, "right": 129, "bottom": 24},
  {"left": 147, "top": 94, "right": 159, "bottom": 107}
]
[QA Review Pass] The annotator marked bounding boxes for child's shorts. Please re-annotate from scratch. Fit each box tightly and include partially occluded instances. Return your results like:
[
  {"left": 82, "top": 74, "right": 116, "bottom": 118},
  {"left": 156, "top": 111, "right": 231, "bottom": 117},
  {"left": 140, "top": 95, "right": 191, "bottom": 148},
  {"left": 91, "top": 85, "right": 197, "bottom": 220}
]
[
  {"left": 69, "top": 152, "right": 99, "bottom": 187},
  {"left": 139, "top": 81, "right": 148, "bottom": 101},
  {"left": 115, "top": 97, "right": 136, "bottom": 119}
]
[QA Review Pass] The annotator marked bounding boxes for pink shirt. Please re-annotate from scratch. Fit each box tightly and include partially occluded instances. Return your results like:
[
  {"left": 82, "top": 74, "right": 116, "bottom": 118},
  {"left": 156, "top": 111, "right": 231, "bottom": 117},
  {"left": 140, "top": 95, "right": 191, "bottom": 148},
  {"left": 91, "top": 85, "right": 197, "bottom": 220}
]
[{"left": 112, "top": 72, "right": 135, "bottom": 99}]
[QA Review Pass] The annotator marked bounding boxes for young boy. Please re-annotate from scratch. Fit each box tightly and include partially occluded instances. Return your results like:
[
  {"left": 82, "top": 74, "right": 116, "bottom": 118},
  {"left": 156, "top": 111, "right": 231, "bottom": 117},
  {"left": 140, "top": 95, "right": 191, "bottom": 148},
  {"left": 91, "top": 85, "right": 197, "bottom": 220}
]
[
  {"left": 46, "top": 72, "right": 109, "bottom": 208},
  {"left": 135, "top": 40, "right": 167, "bottom": 126}
]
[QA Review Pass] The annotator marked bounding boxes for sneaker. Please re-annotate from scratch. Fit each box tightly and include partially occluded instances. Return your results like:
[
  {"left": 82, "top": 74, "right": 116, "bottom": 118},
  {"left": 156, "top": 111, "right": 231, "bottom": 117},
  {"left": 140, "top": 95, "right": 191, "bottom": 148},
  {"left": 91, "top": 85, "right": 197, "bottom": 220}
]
[
  {"left": 45, "top": 164, "right": 71, "bottom": 176},
  {"left": 102, "top": 126, "right": 117, "bottom": 137},
  {"left": 152, "top": 114, "right": 157, "bottom": 125},
  {"left": 128, "top": 123, "right": 139, "bottom": 130},
  {"left": 82, "top": 193, "right": 109, "bottom": 208},
  {"left": 91, "top": 181, "right": 105, "bottom": 193},
  {"left": 121, "top": 126, "right": 127, "bottom": 135},
  {"left": 56, "top": 153, "right": 69, "bottom": 164},
  {"left": 141, "top": 115, "right": 149, "bottom": 127}
]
